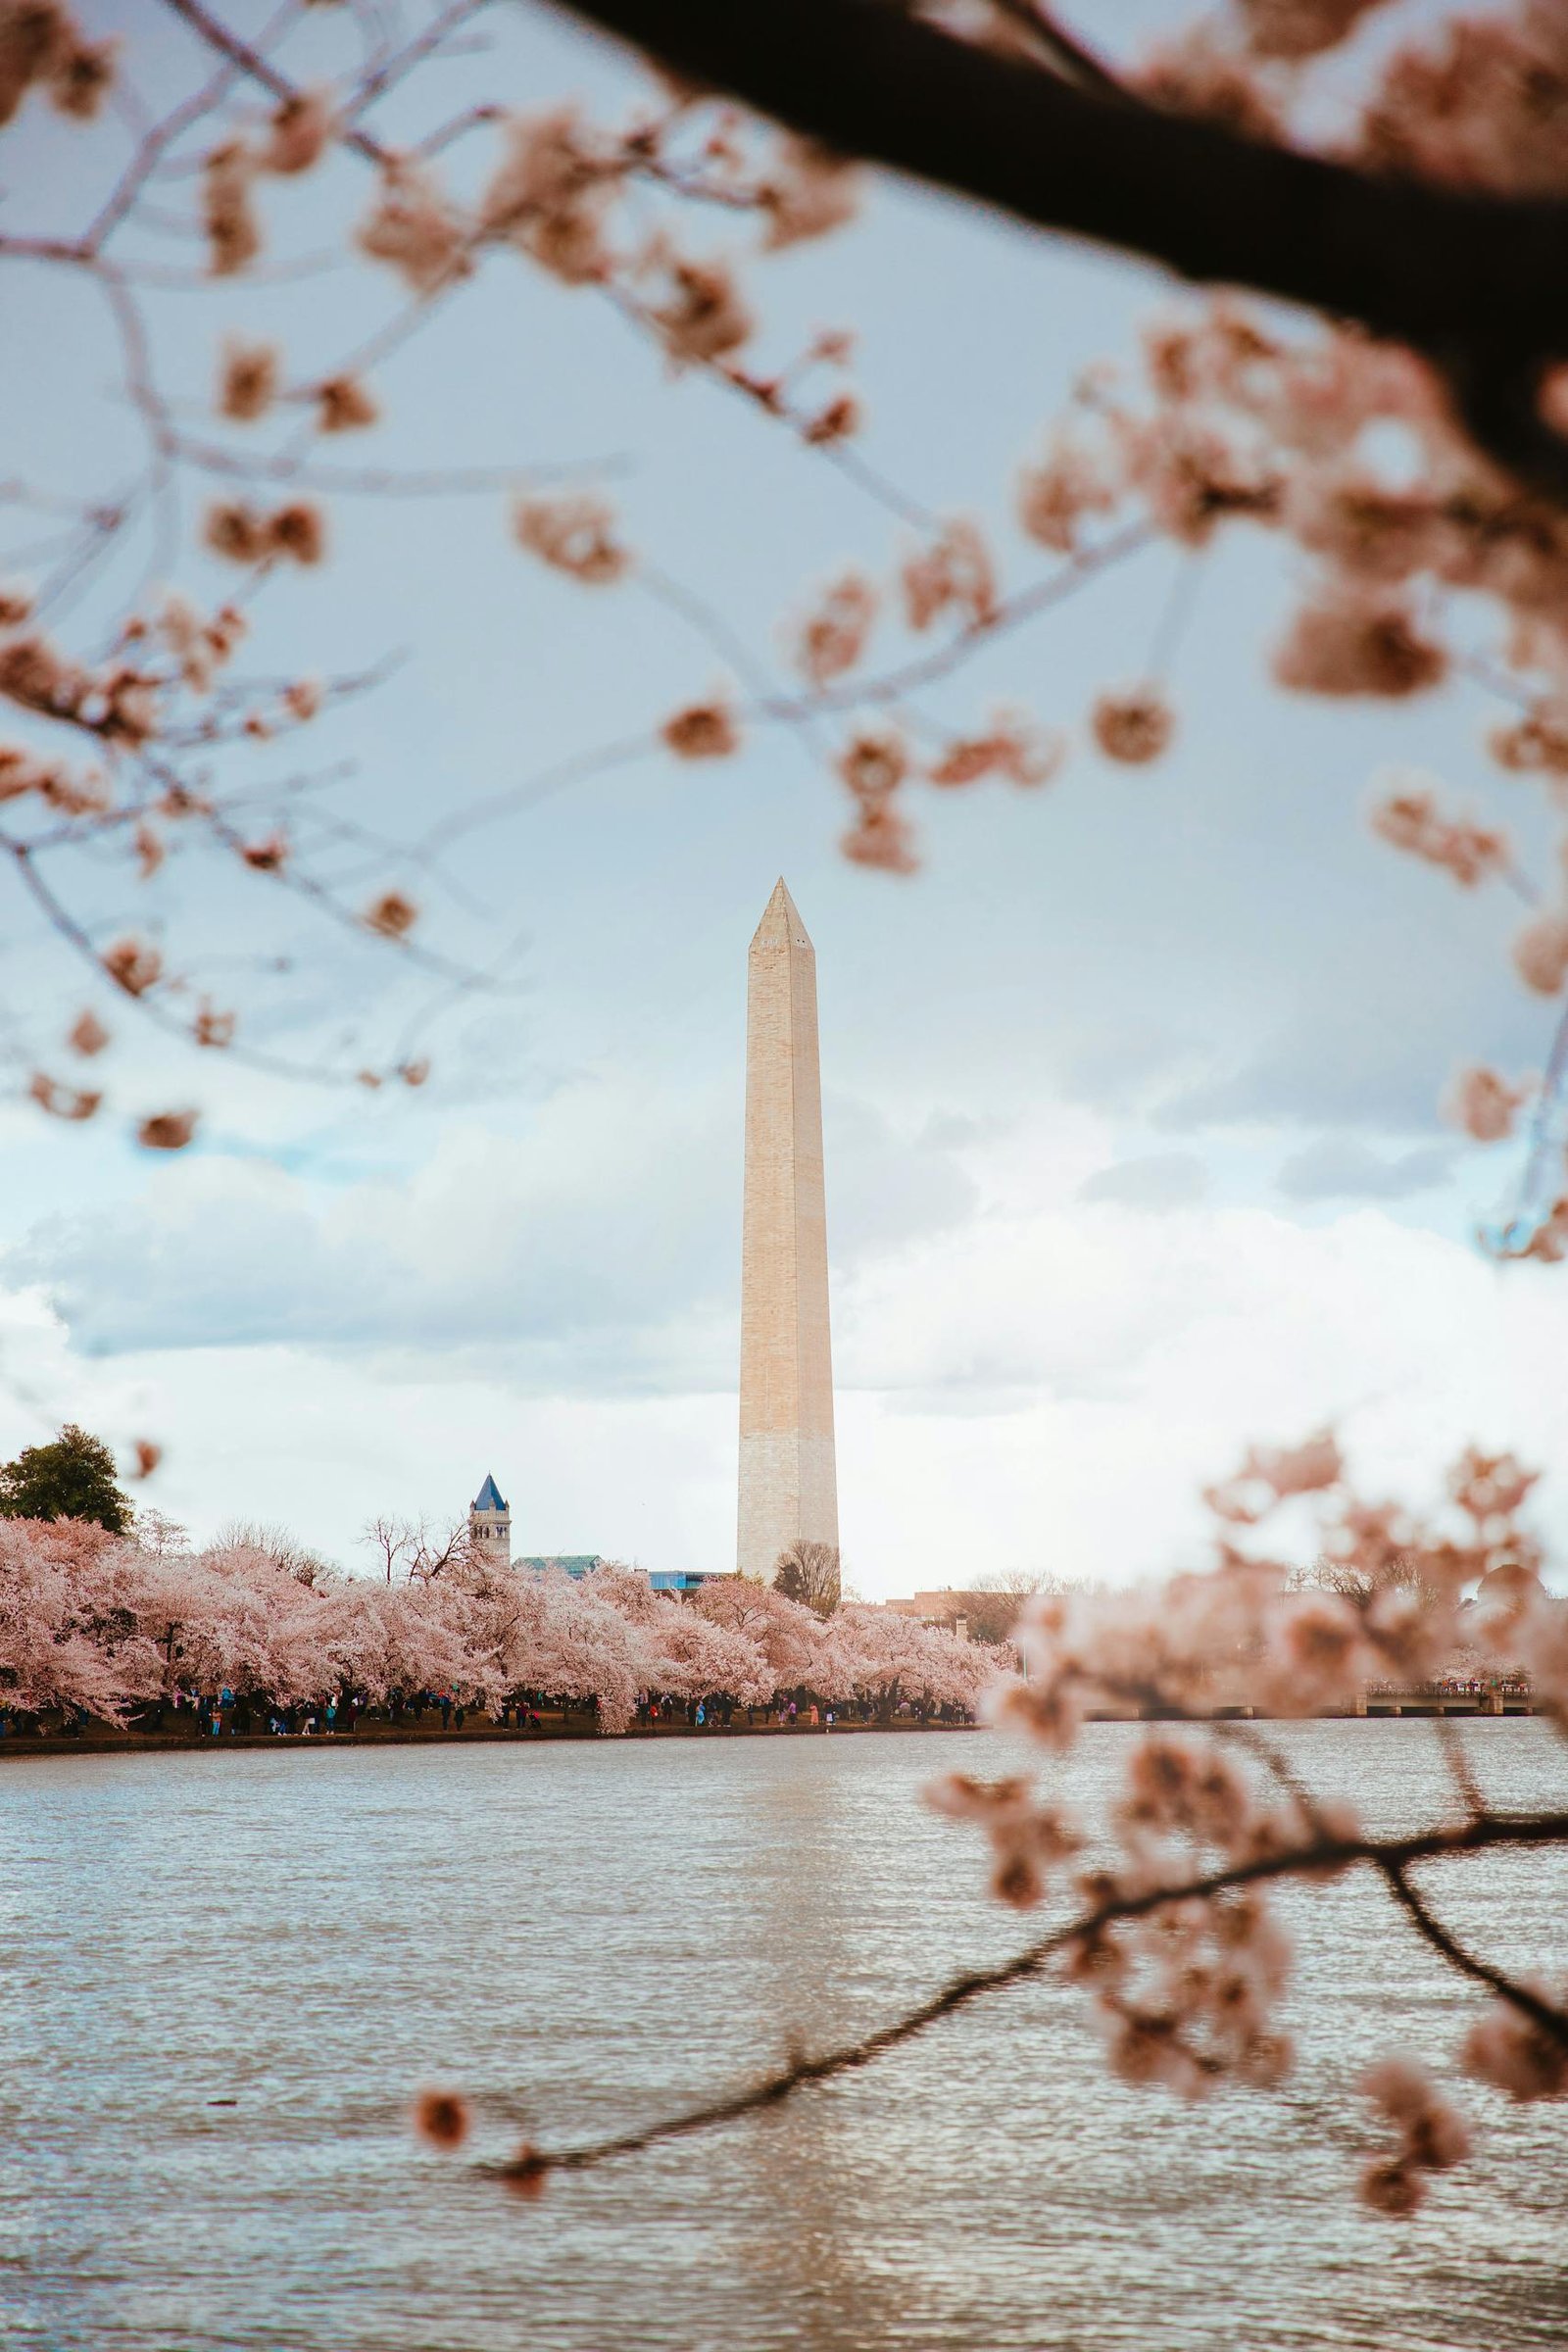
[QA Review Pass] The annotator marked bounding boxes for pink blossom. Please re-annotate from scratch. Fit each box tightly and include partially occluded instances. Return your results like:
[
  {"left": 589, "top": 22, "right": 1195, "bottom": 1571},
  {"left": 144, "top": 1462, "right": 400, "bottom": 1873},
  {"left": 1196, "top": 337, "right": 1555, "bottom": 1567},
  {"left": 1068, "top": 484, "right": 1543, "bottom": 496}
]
[
  {"left": 414, "top": 2089, "right": 470, "bottom": 2149},
  {"left": 1368, "top": 780, "right": 1507, "bottom": 887},
  {"left": 364, "top": 890, "right": 418, "bottom": 940},
  {"left": 481, "top": 107, "right": 617, "bottom": 286},
  {"left": 1491, "top": 705, "right": 1568, "bottom": 776},
  {"left": 27, "top": 1071, "right": 100, "bottom": 1121},
  {"left": 1511, "top": 910, "right": 1568, "bottom": 996},
  {"left": 1357, "top": 9, "right": 1568, "bottom": 198},
  {"left": 1463, "top": 1986, "right": 1568, "bottom": 2101},
  {"left": 1274, "top": 592, "right": 1448, "bottom": 698},
  {"left": 317, "top": 375, "right": 378, "bottom": 434},
  {"left": 202, "top": 141, "right": 260, "bottom": 278},
  {"left": 261, "top": 86, "right": 334, "bottom": 177},
  {"left": 102, "top": 937, "right": 161, "bottom": 997},
  {"left": 650, "top": 258, "right": 753, "bottom": 369},
  {"left": 901, "top": 518, "right": 998, "bottom": 633},
  {"left": 837, "top": 728, "right": 908, "bottom": 804},
  {"left": 802, "top": 394, "right": 860, "bottom": 446},
  {"left": 217, "top": 339, "right": 279, "bottom": 423},
  {"left": 357, "top": 162, "right": 470, "bottom": 297},
  {"left": 68, "top": 1008, "right": 109, "bottom": 1056},
  {"left": 514, "top": 495, "right": 630, "bottom": 585},
  {"left": 1357, "top": 2156, "right": 1423, "bottom": 2217},
  {"left": 1444, "top": 1064, "right": 1530, "bottom": 1142},
  {"left": 1134, "top": 28, "right": 1286, "bottom": 142},
  {"left": 1120, "top": 411, "right": 1280, "bottom": 547},
  {"left": 1450, "top": 1447, "right": 1540, "bottom": 1528},
  {"left": 792, "top": 570, "right": 877, "bottom": 688},
  {"left": 760, "top": 135, "right": 860, "bottom": 251},
  {"left": 1092, "top": 687, "right": 1175, "bottom": 764},
  {"left": 662, "top": 698, "right": 739, "bottom": 760},
  {"left": 928, "top": 710, "right": 1064, "bottom": 791},
  {"left": 1240, "top": 0, "right": 1390, "bottom": 63},
  {"left": 1017, "top": 431, "right": 1117, "bottom": 554},
  {"left": 0, "top": 9, "right": 115, "bottom": 127},
  {"left": 137, "top": 1109, "right": 197, "bottom": 1151},
  {"left": 1357, "top": 2056, "right": 1472, "bottom": 2218}
]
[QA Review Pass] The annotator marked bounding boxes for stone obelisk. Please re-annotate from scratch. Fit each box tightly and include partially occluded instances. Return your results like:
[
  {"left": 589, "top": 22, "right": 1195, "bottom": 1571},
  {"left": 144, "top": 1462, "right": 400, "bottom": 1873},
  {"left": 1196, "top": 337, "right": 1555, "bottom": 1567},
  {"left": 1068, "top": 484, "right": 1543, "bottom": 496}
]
[{"left": 738, "top": 880, "right": 839, "bottom": 1581}]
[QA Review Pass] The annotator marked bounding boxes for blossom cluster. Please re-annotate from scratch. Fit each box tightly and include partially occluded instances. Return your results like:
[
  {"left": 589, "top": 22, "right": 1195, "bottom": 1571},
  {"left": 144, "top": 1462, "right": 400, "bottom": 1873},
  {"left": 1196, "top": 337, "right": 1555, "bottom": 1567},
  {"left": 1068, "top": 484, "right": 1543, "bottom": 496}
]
[{"left": 923, "top": 1433, "right": 1568, "bottom": 2215}]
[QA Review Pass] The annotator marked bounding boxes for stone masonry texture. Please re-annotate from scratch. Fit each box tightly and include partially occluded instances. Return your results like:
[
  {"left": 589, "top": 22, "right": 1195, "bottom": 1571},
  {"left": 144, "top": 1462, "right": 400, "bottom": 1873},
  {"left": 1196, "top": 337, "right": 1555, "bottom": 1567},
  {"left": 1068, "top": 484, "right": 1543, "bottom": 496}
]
[{"left": 737, "top": 880, "right": 840, "bottom": 1580}]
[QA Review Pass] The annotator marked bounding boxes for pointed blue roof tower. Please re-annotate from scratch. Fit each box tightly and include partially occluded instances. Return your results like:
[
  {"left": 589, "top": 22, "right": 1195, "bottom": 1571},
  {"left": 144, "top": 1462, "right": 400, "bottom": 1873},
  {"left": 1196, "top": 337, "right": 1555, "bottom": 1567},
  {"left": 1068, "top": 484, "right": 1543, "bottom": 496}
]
[{"left": 469, "top": 1475, "right": 511, "bottom": 1564}]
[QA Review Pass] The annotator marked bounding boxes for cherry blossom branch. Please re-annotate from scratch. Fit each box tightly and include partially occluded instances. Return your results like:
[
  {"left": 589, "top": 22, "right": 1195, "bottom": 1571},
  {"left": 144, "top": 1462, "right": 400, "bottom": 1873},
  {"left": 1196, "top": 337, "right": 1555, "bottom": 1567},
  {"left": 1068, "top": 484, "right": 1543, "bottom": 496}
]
[
  {"left": 754, "top": 521, "right": 1153, "bottom": 724},
  {"left": 487, "top": 1807, "right": 1568, "bottom": 2190},
  {"left": 158, "top": 0, "right": 391, "bottom": 167},
  {"left": 339, "top": 0, "right": 497, "bottom": 136},
  {"left": 564, "top": 0, "right": 1568, "bottom": 496},
  {"left": 152, "top": 2, "right": 941, "bottom": 536},
  {"left": 165, "top": 436, "right": 627, "bottom": 498},
  {"left": 3, "top": 833, "right": 365, "bottom": 1087},
  {"left": 1379, "top": 1859, "right": 1568, "bottom": 2045}
]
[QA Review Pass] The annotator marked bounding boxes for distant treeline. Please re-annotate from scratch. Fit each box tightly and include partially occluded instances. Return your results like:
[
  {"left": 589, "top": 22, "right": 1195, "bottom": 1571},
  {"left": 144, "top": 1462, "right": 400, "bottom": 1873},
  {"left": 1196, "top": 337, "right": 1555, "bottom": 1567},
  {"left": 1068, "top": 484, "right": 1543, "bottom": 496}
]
[{"left": 0, "top": 1517, "right": 1000, "bottom": 1734}]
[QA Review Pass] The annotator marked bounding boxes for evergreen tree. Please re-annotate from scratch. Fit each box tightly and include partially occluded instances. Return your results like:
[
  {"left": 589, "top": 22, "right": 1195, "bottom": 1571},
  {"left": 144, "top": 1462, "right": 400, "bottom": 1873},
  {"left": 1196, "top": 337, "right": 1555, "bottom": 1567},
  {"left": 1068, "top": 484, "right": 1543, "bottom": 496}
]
[{"left": 0, "top": 1424, "right": 132, "bottom": 1534}]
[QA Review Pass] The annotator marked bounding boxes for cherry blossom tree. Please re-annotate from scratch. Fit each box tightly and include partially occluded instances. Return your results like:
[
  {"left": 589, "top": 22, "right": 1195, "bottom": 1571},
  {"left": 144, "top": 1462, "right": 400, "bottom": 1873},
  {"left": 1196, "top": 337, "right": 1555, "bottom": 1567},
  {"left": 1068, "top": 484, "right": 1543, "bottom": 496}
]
[
  {"left": 690, "top": 1571, "right": 822, "bottom": 1689},
  {"left": 827, "top": 1600, "right": 1001, "bottom": 1719},
  {"left": 0, "top": 1512, "right": 160, "bottom": 1715}
]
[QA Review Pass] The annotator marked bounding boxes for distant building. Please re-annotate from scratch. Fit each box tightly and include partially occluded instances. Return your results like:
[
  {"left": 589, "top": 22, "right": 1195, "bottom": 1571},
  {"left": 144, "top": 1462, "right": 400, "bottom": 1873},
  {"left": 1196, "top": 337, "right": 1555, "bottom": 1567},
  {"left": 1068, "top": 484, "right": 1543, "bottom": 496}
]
[
  {"left": 465, "top": 1475, "right": 727, "bottom": 1596},
  {"left": 516, "top": 1555, "right": 603, "bottom": 1581},
  {"left": 468, "top": 1474, "right": 511, "bottom": 1565},
  {"left": 884, "top": 1590, "right": 974, "bottom": 1639}
]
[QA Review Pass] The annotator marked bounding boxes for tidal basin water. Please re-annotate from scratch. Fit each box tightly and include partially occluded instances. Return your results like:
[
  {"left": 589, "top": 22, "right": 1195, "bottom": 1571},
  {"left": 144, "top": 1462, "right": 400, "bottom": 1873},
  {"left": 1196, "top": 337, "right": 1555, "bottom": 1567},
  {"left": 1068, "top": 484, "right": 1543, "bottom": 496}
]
[{"left": 2, "top": 1726, "right": 1565, "bottom": 2352}]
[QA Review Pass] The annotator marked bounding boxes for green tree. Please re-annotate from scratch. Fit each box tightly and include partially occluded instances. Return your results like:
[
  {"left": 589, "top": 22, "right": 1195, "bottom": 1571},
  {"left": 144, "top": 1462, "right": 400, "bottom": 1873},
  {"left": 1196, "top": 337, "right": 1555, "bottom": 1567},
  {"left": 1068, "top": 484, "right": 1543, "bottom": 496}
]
[{"left": 0, "top": 1425, "right": 132, "bottom": 1534}]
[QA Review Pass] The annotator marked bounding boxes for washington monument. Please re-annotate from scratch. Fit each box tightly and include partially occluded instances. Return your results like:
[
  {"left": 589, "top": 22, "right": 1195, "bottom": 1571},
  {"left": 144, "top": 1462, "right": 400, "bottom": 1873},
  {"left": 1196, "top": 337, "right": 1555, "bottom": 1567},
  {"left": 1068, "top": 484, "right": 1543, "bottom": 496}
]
[{"left": 737, "top": 880, "right": 840, "bottom": 1581}]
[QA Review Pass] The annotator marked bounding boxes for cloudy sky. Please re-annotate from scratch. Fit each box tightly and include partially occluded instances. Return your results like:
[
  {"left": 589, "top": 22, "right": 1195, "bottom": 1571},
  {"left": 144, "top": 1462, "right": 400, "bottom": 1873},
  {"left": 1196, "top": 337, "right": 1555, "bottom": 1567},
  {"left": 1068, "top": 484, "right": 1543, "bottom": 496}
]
[{"left": 1, "top": 1, "right": 1563, "bottom": 1593}]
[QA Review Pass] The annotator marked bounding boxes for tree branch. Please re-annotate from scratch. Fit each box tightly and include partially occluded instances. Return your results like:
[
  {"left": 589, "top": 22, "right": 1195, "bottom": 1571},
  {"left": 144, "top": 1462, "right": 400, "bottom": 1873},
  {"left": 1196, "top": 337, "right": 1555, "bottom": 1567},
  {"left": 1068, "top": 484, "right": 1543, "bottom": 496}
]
[
  {"left": 1381, "top": 1859, "right": 1568, "bottom": 2048},
  {"left": 564, "top": 0, "right": 1568, "bottom": 494},
  {"left": 487, "top": 1806, "right": 1568, "bottom": 2189}
]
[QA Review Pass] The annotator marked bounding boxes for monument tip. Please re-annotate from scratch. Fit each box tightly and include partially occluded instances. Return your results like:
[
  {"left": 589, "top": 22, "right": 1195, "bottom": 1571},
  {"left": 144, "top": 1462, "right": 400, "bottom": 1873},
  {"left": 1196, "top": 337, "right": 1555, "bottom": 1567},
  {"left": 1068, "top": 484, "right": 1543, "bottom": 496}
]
[{"left": 753, "top": 876, "right": 810, "bottom": 952}]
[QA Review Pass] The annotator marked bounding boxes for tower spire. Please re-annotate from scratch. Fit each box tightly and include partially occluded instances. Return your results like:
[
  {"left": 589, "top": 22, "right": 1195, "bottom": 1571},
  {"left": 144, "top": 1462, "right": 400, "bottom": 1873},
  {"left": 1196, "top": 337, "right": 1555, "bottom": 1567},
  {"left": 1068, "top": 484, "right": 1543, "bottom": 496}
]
[{"left": 469, "top": 1474, "right": 511, "bottom": 1564}]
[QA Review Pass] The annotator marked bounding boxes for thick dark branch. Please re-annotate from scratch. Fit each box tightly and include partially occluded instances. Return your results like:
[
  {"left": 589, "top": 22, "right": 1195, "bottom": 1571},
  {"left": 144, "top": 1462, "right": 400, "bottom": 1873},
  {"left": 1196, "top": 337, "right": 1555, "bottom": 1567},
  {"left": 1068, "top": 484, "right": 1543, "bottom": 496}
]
[
  {"left": 565, "top": 0, "right": 1568, "bottom": 491},
  {"left": 986, "top": 2, "right": 1132, "bottom": 103}
]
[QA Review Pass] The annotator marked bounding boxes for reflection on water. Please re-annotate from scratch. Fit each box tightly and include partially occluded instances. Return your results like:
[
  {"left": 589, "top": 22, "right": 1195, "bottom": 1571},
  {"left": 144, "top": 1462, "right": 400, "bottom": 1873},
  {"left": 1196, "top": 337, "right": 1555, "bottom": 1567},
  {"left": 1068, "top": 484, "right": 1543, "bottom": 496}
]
[{"left": 1, "top": 1724, "right": 1565, "bottom": 2351}]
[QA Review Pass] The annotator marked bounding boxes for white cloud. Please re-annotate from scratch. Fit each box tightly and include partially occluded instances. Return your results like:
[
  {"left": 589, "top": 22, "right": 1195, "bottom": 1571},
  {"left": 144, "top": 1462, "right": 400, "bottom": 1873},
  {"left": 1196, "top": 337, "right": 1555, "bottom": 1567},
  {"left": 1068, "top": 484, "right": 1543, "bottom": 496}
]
[
  {"left": 1276, "top": 1133, "right": 1454, "bottom": 1201},
  {"left": 1078, "top": 1152, "right": 1209, "bottom": 1210},
  {"left": 7, "top": 1096, "right": 1566, "bottom": 1596}
]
